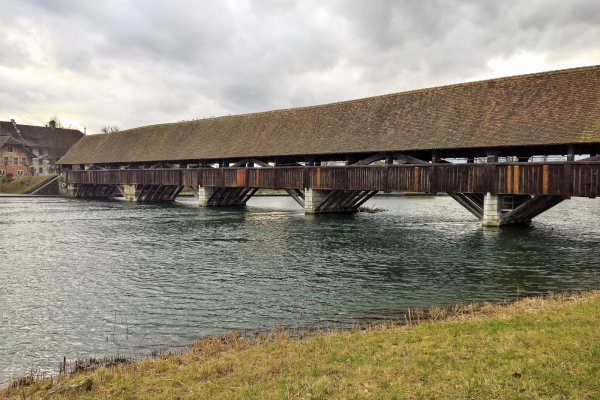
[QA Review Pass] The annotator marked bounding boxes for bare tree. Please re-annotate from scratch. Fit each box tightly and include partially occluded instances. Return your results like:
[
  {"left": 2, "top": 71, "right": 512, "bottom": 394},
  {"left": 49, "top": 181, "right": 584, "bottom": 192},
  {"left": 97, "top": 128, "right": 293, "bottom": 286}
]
[
  {"left": 47, "top": 115, "right": 78, "bottom": 129},
  {"left": 100, "top": 125, "right": 120, "bottom": 133},
  {"left": 47, "top": 115, "right": 66, "bottom": 128}
]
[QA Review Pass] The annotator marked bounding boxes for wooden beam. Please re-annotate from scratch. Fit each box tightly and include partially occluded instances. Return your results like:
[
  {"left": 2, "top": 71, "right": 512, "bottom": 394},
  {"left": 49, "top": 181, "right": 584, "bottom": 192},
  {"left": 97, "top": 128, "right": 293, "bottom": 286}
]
[
  {"left": 578, "top": 154, "right": 600, "bottom": 161},
  {"left": 567, "top": 145, "right": 575, "bottom": 162},
  {"left": 230, "top": 158, "right": 249, "bottom": 168},
  {"left": 447, "top": 192, "right": 483, "bottom": 220},
  {"left": 249, "top": 158, "right": 271, "bottom": 168},
  {"left": 241, "top": 188, "right": 258, "bottom": 204},
  {"left": 354, "top": 190, "right": 379, "bottom": 209},
  {"left": 188, "top": 186, "right": 200, "bottom": 201},
  {"left": 389, "top": 152, "right": 429, "bottom": 164},
  {"left": 353, "top": 152, "right": 387, "bottom": 165},
  {"left": 285, "top": 189, "right": 305, "bottom": 208},
  {"left": 206, "top": 187, "right": 224, "bottom": 205},
  {"left": 500, "top": 195, "right": 563, "bottom": 225}
]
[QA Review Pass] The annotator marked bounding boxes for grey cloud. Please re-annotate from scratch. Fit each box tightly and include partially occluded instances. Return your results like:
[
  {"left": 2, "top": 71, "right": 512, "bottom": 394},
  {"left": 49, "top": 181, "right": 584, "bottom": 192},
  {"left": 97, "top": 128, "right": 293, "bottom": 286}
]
[{"left": 0, "top": 0, "right": 599, "bottom": 132}]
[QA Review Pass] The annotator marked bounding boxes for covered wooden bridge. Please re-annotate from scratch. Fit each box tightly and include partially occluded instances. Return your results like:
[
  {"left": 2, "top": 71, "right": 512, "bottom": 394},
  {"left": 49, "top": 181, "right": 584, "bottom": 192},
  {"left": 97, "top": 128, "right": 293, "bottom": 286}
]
[{"left": 57, "top": 66, "right": 600, "bottom": 226}]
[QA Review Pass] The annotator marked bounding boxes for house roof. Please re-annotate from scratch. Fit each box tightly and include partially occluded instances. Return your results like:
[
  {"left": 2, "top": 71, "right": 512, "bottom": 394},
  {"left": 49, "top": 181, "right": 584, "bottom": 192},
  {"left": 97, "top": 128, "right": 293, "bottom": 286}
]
[
  {"left": 0, "top": 121, "right": 84, "bottom": 161},
  {"left": 57, "top": 65, "right": 600, "bottom": 165},
  {"left": 0, "top": 135, "right": 24, "bottom": 147},
  {"left": 0, "top": 136, "right": 36, "bottom": 157}
]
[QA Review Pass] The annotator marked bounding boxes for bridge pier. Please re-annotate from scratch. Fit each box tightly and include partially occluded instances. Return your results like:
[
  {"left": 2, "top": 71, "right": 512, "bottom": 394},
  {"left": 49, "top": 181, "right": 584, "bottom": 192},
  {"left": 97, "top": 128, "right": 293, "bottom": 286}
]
[
  {"left": 482, "top": 193, "right": 502, "bottom": 226},
  {"left": 304, "top": 189, "right": 330, "bottom": 213},
  {"left": 122, "top": 184, "right": 139, "bottom": 202},
  {"left": 454, "top": 192, "right": 564, "bottom": 226},
  {"left": 197, "top": 187, "right": 215, "bottom": 207}
]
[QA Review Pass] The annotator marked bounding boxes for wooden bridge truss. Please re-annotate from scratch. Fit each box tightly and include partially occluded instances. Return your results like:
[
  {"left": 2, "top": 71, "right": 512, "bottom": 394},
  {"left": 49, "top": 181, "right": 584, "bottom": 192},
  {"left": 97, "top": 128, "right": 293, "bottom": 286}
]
[{"left": 62, "top": 156, "right": 600, "bottom": 226}]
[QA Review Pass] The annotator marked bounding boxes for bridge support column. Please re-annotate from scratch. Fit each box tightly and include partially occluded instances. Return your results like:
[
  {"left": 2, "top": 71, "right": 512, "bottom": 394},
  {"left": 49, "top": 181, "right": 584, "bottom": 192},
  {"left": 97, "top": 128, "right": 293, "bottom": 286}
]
[
  {"left": 304, "top": 189, "right": 330, "bottom": 213},
  {"left": 198, "top": 187, "right": 215, "bottom": 206},
  {"left": 482, "top": 193, "right": 502, "bottom": 226},
  {"left": 123, "top": 184, "right": 140, "bottom": 202}
]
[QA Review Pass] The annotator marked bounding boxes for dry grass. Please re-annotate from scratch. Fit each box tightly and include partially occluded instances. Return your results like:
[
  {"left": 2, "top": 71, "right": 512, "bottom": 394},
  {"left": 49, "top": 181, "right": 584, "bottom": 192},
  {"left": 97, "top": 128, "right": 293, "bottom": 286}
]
[
  {"left": 0, "top": 176, "right": 47, "bottom": 194},
  {"left": 3, "top": 290, "right": 600, "bottom": 399}
]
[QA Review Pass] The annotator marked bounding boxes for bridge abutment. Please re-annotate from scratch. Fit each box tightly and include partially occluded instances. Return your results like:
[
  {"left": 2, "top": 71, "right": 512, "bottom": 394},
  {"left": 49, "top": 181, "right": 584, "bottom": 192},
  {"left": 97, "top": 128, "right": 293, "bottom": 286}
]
[{"left": 61, "top": 182, "right": 78, "bottom": 196}]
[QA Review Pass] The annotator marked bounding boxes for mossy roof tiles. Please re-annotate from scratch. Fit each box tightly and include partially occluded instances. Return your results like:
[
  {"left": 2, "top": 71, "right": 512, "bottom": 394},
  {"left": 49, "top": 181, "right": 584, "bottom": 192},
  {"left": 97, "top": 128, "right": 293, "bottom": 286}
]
[
  {"left": 0, "top": 122, "right": 84, "bottom": 161},
  {"left": 57, "top": 65, "right": 600, "bottom": 165}
]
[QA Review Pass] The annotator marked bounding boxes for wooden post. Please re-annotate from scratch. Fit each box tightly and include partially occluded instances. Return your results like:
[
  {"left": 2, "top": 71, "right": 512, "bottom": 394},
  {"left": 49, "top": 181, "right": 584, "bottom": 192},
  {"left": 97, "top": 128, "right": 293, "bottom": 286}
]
[
  {"left": 486, "top": 150, "right": 498, "bottom": 163},
  {"left": 430, "top": 165, "right": 437, "bottom": 195},
  {"left": 542, "top": 165, "right": 549, "bottom": 195},
  {"left": 413, "top": 167, "right": 420, "bottom": 192},
  {"left": 567, "top": 145, "right": 575, "bottom": 162},
  {"left": 562, "top": 163, "right": 572, "bottom": 199},
  {"left": 513, "top": 165, "right": 520, "bottom": 194}
]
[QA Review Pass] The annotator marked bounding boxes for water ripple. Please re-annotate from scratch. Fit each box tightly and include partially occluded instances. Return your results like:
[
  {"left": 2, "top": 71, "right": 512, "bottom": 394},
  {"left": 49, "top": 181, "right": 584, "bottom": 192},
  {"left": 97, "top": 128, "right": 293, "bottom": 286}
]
[{"left": 1, "top": 195, "right": 599, "bottom": 383}]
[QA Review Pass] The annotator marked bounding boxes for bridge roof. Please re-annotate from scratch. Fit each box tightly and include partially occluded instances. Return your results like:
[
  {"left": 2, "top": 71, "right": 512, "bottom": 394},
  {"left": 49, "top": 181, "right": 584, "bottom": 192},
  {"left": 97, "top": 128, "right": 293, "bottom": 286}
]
[{"left": 57, "top": 65, "right": 600, "bottom": 165}]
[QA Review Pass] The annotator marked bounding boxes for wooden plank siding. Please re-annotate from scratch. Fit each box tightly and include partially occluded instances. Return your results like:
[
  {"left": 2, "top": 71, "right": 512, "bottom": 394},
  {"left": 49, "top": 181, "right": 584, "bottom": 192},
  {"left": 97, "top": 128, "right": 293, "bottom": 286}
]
[{"left": 64, "top": 162, "right": 600, "bottom": 198}]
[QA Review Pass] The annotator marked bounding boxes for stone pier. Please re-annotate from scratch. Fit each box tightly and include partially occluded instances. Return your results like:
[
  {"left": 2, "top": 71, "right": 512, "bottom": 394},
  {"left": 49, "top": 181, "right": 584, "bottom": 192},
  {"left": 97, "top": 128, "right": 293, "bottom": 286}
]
[
  {"left": 482, "top": 193, "right": 501, "bottom": 226},
  {"left": 197, "top": 187, "right": 215, "bottom": 206},
  {"left": 304, "top": 189, "right": 331, "bottom": 213},
  {"left": 123, "top": 184, "right": 139, "bottom": 202}
]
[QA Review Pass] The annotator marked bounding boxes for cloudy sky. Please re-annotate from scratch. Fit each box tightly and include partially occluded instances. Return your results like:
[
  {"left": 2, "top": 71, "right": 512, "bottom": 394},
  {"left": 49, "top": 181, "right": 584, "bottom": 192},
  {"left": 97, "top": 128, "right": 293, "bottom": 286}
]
[{"left": 1, "top": 0, "right": 599, "bottom": 133}]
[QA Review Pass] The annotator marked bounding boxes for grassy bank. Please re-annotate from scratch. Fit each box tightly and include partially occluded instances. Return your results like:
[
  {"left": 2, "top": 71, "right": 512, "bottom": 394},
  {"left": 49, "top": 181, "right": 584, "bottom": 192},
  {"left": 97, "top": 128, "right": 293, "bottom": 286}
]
[
  {"left": 3, "top": 291, "right": 599, "bottom": 399},
  {"left": 0, "top": 176, "right": 48, "bottom": 194}
]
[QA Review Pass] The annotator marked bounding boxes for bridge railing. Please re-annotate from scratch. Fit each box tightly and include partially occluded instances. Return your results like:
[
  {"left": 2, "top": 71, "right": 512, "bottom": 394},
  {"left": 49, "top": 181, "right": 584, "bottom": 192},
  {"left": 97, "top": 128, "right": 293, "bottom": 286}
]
[{"left": 64, "top": 162, "right": 600, "bottom": 197}]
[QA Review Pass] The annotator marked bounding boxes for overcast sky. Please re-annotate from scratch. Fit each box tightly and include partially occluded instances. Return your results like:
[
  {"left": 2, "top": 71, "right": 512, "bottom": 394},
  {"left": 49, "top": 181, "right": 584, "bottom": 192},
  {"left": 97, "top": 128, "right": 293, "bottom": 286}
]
[{"left": 1, "top": 0, "right": 599, "bottom": 133}]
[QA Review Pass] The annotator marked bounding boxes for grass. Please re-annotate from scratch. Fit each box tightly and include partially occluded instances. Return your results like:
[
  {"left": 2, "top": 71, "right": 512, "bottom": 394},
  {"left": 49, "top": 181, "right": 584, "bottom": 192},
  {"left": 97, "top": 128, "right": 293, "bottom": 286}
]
[
  {"left": 3, "top": 291, "right": 600, "bottom": 399},
  {"left": 0, "top": 176, "right": 48, "bottom": 194}
]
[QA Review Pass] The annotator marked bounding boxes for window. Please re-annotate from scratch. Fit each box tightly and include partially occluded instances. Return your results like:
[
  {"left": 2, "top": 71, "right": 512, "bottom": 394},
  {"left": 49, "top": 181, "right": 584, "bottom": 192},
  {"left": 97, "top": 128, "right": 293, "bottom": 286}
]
[
  {"left": 22, "top": 158, "right": 26, "bottom": 165},
  {"left": 39, "top": 167, "right": 43, "bottom": 174},
  {"left": 0, "top": 169, "right": 4, "bottom": 176},
  {"left": 7, "top": 146, "right": 13, "bottom": 152},
  {"left": 13, "top": 157, "right": 18, "bottom": 165},
  {"left": 17, "top": 170, "right": 23, "bottom": 176},
  {"left": 3, "top": 157, "right": 7, "bottom": 165}
]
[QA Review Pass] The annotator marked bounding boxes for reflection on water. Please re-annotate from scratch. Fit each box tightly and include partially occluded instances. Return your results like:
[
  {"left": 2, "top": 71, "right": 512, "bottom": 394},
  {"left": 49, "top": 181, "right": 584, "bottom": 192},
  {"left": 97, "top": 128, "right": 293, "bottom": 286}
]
[{"left": 0, "top": 195, "right": 599, "bottom": 383}]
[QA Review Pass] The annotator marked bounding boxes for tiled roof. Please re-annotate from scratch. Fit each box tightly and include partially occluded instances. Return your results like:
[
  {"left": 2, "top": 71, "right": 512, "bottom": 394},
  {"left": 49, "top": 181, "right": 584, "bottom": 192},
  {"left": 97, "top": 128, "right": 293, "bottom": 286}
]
[
  {"left": 0, "top": 135, "right": 24, "bottom": 146},
  {"left": 0, "top": 122, "right": 84, "bottom": 162},
  {"left": 57, "top": 65, "right": 600, "bottom": 165},
  {"left": 0, "top": 136, "right": 36, "bottom": 157}
]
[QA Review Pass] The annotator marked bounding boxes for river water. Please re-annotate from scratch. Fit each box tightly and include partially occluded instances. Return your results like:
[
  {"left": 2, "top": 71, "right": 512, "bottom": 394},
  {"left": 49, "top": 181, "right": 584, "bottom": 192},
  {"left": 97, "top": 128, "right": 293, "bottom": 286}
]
[{"left": 1, "top": 195, "right": 599, "bottom": 383}]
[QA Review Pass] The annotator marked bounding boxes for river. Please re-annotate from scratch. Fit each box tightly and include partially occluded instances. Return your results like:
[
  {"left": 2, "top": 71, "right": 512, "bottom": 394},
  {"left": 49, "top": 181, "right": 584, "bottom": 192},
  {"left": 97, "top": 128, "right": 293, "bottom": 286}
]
[{"left": 1, "top": 195, "right": 599, "bottom": 384}]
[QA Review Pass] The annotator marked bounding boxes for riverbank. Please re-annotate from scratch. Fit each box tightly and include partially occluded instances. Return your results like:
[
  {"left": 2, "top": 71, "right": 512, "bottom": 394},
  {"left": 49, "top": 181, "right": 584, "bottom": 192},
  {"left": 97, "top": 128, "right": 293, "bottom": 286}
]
[
  {"left": 3, "top": 290, "right": 599, "bottom": 399},
  {"left": 0, "top": 176, "right": 48, "bottom": 194}
]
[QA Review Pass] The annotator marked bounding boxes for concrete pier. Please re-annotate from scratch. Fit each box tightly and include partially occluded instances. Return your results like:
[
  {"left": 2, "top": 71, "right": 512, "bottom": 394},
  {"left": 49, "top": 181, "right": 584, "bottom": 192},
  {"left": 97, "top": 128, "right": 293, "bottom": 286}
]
[
  {"left": 482, "top": 193, "right": 502, "bottom": 226},
  {"left": 123, "top": 184, "right": 139, "bottom": 202},
  {"left": 197, "top": 187, "right": 215, "bottom": 206},
  {"left": 304, "top": 189, "right": 330, "bottom": 213}
]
